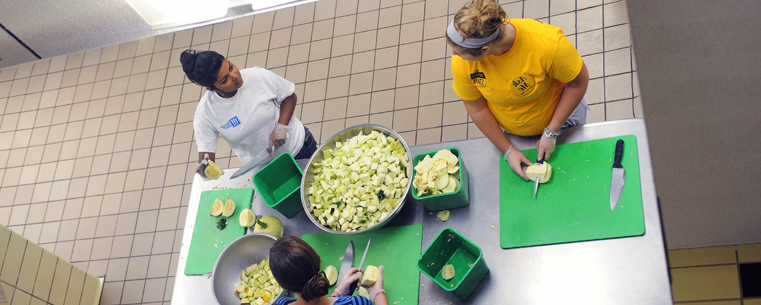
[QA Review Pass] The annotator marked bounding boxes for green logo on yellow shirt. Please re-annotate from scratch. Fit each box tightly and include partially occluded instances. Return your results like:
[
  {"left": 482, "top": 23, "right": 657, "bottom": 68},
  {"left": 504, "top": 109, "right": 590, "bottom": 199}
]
[
  {"left": 470, "top": 70, "right": 487, "bottom": 87},
  {"left": 510, "top": 74, "right": 535, "bottom": 96}
]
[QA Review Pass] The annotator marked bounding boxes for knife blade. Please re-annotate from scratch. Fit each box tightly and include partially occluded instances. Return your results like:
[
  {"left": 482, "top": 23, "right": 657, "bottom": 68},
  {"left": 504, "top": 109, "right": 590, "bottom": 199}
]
[
  {"left": 230, "top": 147, "right": 272, "bottom": 179},
  {"left": 610, "top": 139, "right": 626, "bottom": 210},
  {"left": 348, "top": 239, "right": 371, "bottom": 292},
  {"left": 336, "top": 241, "right": 355, "bottom": 288},
  {"left": 534, "top": 153, "right": 546, "bottom": 198}
]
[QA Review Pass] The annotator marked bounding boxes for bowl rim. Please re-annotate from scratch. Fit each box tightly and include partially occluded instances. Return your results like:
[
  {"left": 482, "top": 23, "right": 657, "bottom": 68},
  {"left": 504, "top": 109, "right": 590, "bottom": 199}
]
[
  {"left": 211, "top": 232, "right": 278, "bottom": 305},
  {"left": 299, "top": 124, "right": 413, "bottom": 235}
]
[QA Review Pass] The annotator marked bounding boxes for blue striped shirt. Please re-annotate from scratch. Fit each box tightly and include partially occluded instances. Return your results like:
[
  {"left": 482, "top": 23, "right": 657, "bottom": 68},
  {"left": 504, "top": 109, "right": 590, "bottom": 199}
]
[{"left": 273, "top": 295, "right": 372, "bottom": 305}]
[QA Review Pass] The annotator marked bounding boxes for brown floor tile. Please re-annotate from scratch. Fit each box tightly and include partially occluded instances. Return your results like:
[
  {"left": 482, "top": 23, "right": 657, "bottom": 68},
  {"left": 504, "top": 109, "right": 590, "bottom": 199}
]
[
  {"left": 143, "top": 277, "right": 167, "bottom": 303},
  {"left": 54, "top": 240, "right": 74, "bottom": 261},
  {"left": 131, "top": 232, "right": 155, "bottom": 256},
  {"left": 105, "top": 258, "right": 129, "bottom": 282},
  {"left": 14, "top": 184, "right": 34, "bottom": 205},
  {"left": 370, "top": 90, "right": 395, "bottom": 114},
  {"left": 738, "top": 243, "right": 761, "bottom": 263},
  {"left": 419, "top": 81, "right": 444, "bottom": 106},
  {"left": 110, "top": 235, "right": 134, "bottom": 258},
  {"left": 349, "top": 71, "right": 373, "bottom": 95},
  {"left": 135, "top": 210, "right": 159, "bottom": 234},
  {"left": 321, "top": 119, "right": 346, "bottom": 142},
  {"left": 149, "top": 145, "right": 171, "bottom": 167},
  {"left": 71, "top": 238, "right": 94, "bottom": 262},
  {"left": 72, "top": 157, "right": 94, "bottom": 178},
  {"left": 346, "top": 94, "right": 371, "bottom": 117},
  {"left": 671, "top": 265, "right": 740, "bottom": 302},
  {"left": 125, "top": 256, "right": 150, "bottom": 280},
  {"left": 396, "top": 63, "right": 420, "bottom": 87},
  {"left": 31, "top": 182, "right": 52, "bottom": 202},
  {"left": 84, "top": 173, "right": 107, "bottom": 196},
  {"left": 668, "top": 246, "right": 736, "bottom": 268},
  {"left": 160, "top": 186, "right": 183, "bottom": 209},
  {"left": 26, "top": 202, "right": 47, "bottom": 224},
  {"left": 121, "top": 279, "right": 146, "bottom": 304},
  {"left": 76, "top": 216, "right": 98, "bottom": 239},
  {"left": 90, "top": 155, "right": 111, "bottom": 175},
  {"left": 417, "top": 104, "right": 443, "bottom": 129}
]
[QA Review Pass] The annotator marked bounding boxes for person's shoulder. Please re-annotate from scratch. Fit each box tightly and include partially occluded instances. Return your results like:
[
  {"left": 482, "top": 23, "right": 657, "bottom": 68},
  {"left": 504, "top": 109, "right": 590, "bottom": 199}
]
[
  {"left": 241, "top": 66, "right": 275, "bottom": 77},
  {"left": 514, "top": 19, "right": 565, "bottom": 38},
  {"left": 451, "top": 55, "right": 474, "bottom": 73},
  {"left": 272, "top": 296, "right": 296, "bottom": 305},
  {"left": 334, "top": 295, "right": 372, "bottom": 305},
  {"left": 196, "top": 90, "right": 213, "bottom": 110}
]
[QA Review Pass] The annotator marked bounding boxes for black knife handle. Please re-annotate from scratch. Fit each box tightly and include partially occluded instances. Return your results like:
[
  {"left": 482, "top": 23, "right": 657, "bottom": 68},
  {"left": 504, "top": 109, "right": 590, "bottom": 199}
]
[
  {"left": 613, "top": 139, "right": 624, "bottom": 169},
  {"left": 348, "top": 279, "right": 359, "bottom": 295},
  {"left": 537, "top": 152, "right": 546, "bottom": 164}
]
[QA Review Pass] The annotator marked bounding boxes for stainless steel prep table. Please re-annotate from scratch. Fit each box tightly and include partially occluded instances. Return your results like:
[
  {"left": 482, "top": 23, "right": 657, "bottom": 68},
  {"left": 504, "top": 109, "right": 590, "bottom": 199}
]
[{"left": 172, "top": 119, "right": 673, "bottom": 305}]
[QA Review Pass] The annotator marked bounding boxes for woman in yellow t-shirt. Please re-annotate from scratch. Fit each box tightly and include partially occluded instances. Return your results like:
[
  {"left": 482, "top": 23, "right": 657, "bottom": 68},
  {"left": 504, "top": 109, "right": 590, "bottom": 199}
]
[{"left": 447, "top": 0, "right": 589, "bottom": 179}]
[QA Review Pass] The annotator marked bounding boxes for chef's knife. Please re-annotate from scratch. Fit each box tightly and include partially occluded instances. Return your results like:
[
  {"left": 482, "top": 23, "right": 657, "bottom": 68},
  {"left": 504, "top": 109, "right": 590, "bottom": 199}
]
[
  {"left": 348, "top": 239, "right": 371, "bottom": 292},
  {"left": 336, "top": 241, "right": 355, "bottom": 289},
  {"left": 534, "top": 153, "right": 546, "bottom": 198},
  {"left": 230, "top": 147, "right": 272, "bottom": 179},
  {"left": 610, "top": 139, "right": 626, "bottom": 210}
]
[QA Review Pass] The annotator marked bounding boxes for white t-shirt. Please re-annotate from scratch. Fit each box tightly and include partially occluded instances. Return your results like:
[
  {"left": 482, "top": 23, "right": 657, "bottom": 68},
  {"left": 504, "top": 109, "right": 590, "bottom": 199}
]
[{"left": 193, "top": 67, "right": 305, "bottom": 164}]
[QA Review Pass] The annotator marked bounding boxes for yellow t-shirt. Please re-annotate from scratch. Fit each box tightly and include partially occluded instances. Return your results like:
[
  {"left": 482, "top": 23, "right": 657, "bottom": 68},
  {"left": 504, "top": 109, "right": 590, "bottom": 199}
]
[{"left": 451, "top": 19, "right": 583, "bottom": 136}]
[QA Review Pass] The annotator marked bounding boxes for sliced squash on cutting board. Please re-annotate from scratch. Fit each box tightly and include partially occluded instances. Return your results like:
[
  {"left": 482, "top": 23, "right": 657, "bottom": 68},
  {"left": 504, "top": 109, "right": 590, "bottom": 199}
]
[
  {"left": 222, "top": 198, "right": 236, "bottom": 217},
  {"left": 210, "top": 198, "right": 224, "bottom": 216}
]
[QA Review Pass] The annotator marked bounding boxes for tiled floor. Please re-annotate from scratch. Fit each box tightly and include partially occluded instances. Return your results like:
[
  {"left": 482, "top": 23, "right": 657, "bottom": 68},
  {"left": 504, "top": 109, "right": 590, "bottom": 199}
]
[
  {"left": 0, "top": 0, "right": 645, "bottom": 304},
  {"left": 669, "top": 244, "right": 761, "bottom": 304}
]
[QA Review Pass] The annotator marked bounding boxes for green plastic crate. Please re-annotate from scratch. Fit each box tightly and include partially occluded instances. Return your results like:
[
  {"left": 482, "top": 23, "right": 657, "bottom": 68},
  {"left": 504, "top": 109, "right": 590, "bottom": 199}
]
[
  {"left": 417, "top": 227, "right": 489, "bottom": 301},
  {"left": 411, "top": 147, "right": 469, "bottom": 211},
  {"left": 253, "top": 152, "right": 303, "bottom": 218}
]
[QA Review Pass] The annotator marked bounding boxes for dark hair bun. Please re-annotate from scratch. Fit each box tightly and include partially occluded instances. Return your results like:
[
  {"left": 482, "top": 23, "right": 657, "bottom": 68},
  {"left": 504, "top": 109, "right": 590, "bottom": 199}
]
[
  {"left": 300, "top": 271, "right": 330, "bottom": 302},
  {"left": 178, "top": 49, "right": 225, "bottom": 88},
  {"left": 180, "top": 50, "right": 198, "bottom": 74}
]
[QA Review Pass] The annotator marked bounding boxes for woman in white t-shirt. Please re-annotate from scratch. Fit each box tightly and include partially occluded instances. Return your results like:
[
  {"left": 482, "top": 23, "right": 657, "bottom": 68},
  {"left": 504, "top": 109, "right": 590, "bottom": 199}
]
[{"left": 180, "top": 50, "right": 317, "bottom": 177}]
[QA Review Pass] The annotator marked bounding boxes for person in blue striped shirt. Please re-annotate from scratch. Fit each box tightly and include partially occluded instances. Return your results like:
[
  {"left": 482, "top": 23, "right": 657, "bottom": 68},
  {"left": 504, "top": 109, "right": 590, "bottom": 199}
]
[{"left": 270, "top": 236, "right": 388, "bottom": 305}]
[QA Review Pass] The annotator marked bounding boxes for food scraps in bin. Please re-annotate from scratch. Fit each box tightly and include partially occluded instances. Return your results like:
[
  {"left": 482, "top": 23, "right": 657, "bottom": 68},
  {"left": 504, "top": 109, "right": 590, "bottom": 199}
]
[
  {"left": 442, "top": 264, "right": 455, "bottom": 280},
  {"left": 413, "top": 149, "right": 460, "bottom": 197}
]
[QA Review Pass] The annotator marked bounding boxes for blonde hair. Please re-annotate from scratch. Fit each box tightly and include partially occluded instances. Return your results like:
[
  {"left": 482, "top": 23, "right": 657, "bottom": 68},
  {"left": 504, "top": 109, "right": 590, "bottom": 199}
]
[{"left": 449, "top": 0, "right": 507, "bottom": 55}]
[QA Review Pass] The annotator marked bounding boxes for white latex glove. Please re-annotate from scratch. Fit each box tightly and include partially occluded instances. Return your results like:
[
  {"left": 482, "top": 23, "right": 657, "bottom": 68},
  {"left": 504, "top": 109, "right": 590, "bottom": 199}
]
[
  {"left": 366, "top": 265, "right": 386, "bottom": 303},
  {"left": 269, "top": 123, "right": 288, "bottom": 151},
  {"left": 504, "top": 148, "right": 532, "bottom": 180},
  {"left": 335, "top": 267, "right": 363, "bottom": 296},
  {"left": 536, "top": 134, "right": 556, "bottom": 161}
]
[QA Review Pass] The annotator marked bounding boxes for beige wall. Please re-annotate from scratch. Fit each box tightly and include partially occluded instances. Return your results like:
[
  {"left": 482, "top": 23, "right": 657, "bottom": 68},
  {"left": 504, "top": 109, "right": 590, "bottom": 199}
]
[
  {"left": 627, "top": 0, "right": 761, "bottom": 249},
  {"left": 0, "top": 224, "right": 102, "bottom": 305}
]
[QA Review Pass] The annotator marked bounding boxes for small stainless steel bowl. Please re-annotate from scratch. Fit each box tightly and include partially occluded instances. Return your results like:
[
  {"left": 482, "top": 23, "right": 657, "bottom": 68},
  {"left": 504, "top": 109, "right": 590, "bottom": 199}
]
[
  {"left": 211, "top": 233, "right": 278, "bottom": 305},
  {"left": 300, "top": 124, "right": 414, "bottom": 235}
]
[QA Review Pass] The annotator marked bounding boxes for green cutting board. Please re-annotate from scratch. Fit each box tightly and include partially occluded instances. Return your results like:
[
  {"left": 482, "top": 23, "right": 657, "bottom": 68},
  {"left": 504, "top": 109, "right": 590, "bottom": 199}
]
[
  {"left": 499, "top": 135, "right": 644, "bottom": 249},
  {"left": 185, "top": 188, "right": 254, "bottom": 275},
  {"left": 302, "top": 224, "right": 423, "bottom": 305}
]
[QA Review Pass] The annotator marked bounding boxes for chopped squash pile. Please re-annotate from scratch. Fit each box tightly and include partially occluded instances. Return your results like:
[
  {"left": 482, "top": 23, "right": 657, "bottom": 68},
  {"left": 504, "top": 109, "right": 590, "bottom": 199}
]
[
  {"left": 307, "top": 131, "right": 409, "bottom": 232},
  {"left": 237, "top": 258, "right": 282, "bottom": 305}
]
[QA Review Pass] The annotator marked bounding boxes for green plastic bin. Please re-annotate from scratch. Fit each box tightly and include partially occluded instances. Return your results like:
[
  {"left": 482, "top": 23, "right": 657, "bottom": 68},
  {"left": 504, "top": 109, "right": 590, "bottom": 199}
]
[
  {"left": 253, "top": 152, "right": 303, "bottom": 218},
  {"left": 411, "top": 147, "right": 469, "bottom": 211},
  {"left": 417, "top": 227, "right": 489, "bottom": 301}
]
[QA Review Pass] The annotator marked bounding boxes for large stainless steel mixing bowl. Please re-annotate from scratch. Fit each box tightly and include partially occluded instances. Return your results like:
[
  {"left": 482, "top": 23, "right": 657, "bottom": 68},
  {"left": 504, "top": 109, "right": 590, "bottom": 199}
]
[
  {"left": 300, "top": 124, "right": 414, "bottom": 235},
  {"left": 211, "top": 233, "right": 278, "bottom": 305}
]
